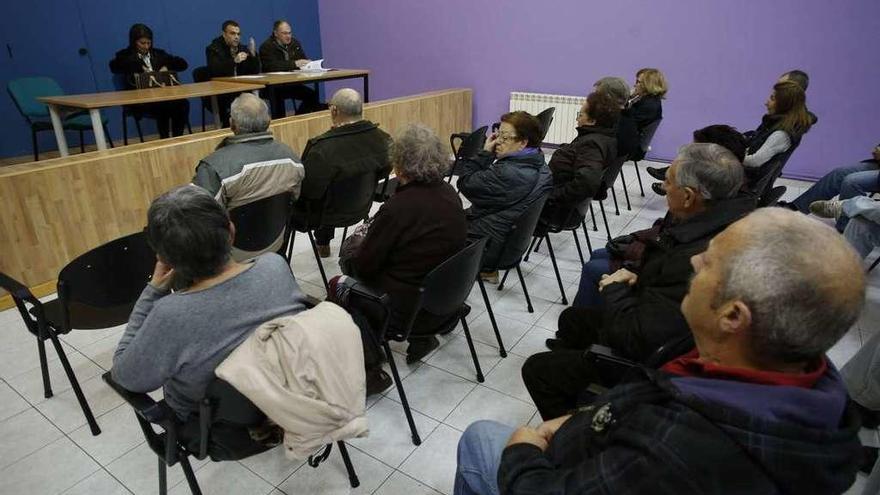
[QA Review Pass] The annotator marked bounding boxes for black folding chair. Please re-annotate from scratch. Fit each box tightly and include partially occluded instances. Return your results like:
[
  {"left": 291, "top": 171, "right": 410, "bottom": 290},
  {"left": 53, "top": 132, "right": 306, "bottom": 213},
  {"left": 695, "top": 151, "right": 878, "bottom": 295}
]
[
  {"left": 748, "top": 139, "right": 801, "bottom": 207},
  {"left": 448, "top": 126, "right": 488, "bottom": 183},
  {"left": 0, "top": 231, "right": 154, "bottom": 436},
  {"left": 229, "top": 191, "right": 295, "bottom": 261},
  {"left": 535, "top": 107, "right": 555, "bottom": 143},
  {"left": 341, "top": 237, "right": 497, "bottom": 446},
  {"left": 584, "top": 333, "right": 695, "bottom": 395},
  {"left": 524, "top": 197, "right": 595, "bottom": 305},
  {"left": 103, "top": 372, "right": 359, "bottom": 495},
  {"left": 590, "top": 156, "right": 629, "bottom": 238},
  {"left": 626, "top": 118, "right": 662, "bottom": 198},
  {"left": 289, "top": 169, "right": 380, "bottom": 293}
]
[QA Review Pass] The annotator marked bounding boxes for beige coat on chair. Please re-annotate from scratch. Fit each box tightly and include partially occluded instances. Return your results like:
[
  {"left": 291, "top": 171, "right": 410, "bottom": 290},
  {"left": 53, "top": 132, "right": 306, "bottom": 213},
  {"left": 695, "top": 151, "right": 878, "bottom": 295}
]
[{"left": 215, "top": 301, "right": 368, "bottom": 459}]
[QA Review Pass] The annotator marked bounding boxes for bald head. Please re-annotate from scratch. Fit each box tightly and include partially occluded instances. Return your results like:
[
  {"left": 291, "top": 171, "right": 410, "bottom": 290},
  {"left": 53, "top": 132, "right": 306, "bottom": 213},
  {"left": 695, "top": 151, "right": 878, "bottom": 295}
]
[
  {"left": 230, "top": 93, "right": 270, "bottom": 134},
  {"left": 330, "top": 88, "right": 363, "bottom": 125},
  {"left": 715, "top": 208, "right": 865, "bottom": 363}
]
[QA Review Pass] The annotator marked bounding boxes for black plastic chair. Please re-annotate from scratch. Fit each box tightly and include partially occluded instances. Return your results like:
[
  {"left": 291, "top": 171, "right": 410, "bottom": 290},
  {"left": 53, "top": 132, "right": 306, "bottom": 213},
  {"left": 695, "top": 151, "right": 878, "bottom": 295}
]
[
  {"left": 340, "top": 238, "right": 498, "bottom": 446},
  {"left": 448, "top": 126, "right": 488, "bottom": 183},
  {"left": 589, "top": 156, "right": 629, "bottom": 239},
  {"left": 289, "top": 170, "right": 381, "bottom": 292},
  {"left": 536, "top": 107, "right": 555, "bottom": 143},
  {"left": 748, "top": 140, "right": 801, "bottom": 206},
  {"left": 626, "top": 118, "right": 662, "bottom": 198},
  {"left": 584, "top": 333, "right": 695, "bottom": 395},
  {"left": 524, "top": 197, "right": 595, "bottom": 305},
  {"left": 191, "top": 66, "right": 214, "bottom": 132},
  {"left": 229, "top": 191, "right": 295, "bottom": 261},
  {"left": 0, "top": 231, "right": 154, "bottom": 436},
  {"left": 103, "top": 372, "right": 359, "bottom": 495}
]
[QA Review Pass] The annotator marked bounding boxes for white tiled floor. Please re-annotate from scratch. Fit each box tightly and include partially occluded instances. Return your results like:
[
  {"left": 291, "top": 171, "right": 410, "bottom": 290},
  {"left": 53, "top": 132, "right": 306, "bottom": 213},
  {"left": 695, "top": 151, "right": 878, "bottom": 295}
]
[{"left": 0, "top": 162, "right": 876, "bottom": 494}]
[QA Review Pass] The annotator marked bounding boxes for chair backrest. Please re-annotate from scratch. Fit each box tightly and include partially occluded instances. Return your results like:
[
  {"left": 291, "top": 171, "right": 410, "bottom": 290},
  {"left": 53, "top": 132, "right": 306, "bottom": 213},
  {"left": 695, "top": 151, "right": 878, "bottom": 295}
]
[
  {"left": 536, "top": 107, "right": 556, "bottom": 142},
  {"left": 324, "top": 169, "right": 381, "bottom": 226},
  {"left": 0, "top": 272, "right": 45, "bottom": 337},
  {"left": 750, "top": 139, "right": 801, "bottom": 201},
  {"left": 595, "top": 155, "right": 628, "bottom": 201},
  {"left": 544, "top": 196, "right": 593, "bottom": 232},
  {"left": 57, "top": 232, "right": 155, "bottom": 312},
  {"left": 418, "top": 237, "right": 488, "bottom": 317},
  {"left": 7, "top": 77, "right": 65, "bottom": 121},
  {"left": 638, "top": 118, "right": 662, "bottom": 153},
  {"left": 192, "top": 66, "right": 211, "bottom": 83},
  {"left": 494, "top": 194, "right": 550, "bottom": 269},
  {"left": 758, "top": 185, "right": 787, "bottom": 208},
  {"left": 339, "top": 281, "right": 392, "bottom": 343},
  {"left": 229, "top": 191, "right": 294, "bottom": 252},
  {"left": 452, "top": 126, "right": 488, "bottom": 161}
]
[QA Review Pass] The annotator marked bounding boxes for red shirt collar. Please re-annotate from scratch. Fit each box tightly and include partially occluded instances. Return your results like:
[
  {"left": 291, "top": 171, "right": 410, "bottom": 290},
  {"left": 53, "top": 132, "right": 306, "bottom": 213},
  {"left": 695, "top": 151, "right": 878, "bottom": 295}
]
[{"left": 661, "top": 348, "right": 827, "bottom": 388}]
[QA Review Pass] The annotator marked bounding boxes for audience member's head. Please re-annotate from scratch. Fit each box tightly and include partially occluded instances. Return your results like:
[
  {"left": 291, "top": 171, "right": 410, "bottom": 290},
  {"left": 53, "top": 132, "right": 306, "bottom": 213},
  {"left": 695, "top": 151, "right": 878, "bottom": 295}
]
[
  {"left": 128, "top": 23, "right": 154, "bottom": 53},
  {"left": 683, "top": 208, "right": 864, "bottom": 370},
  {"left": 497, "top": 110, "right": 543, "bottom": 155},
  {"left": 272, "top": 20, "right": 292, "bottom": 45},
  {"left": 692, "top": 124, "right": 747, "bottom": 163},
  {"left": 390, "top": 124, "right": 449, "bottom": 184},
  {"left": 634, "top": 68, "right": 668, "bottom": 98},
  {"left": 592, "top": 77, "right": 630, "bottom": 108},
  {"left": 767, "top": 81, "right": 812, "bottom": 137},
  {"left": 145, "top": 186, "right": 233, "bottom": 285},
  {"left": 778, "top": 69, "right": 809, "bottom": 91},
  {"left": 579, "top": 91, "right": 620, "bottom": 129},
  {"left": 221, "top": 20, "right": 241, "bottom": 48},
  {"left": 329, "top": 88, "right": 363, "bottom": 126},
  {"left": 229, "top": 93, "right": 271, "bottom": 135},
  {"left": 664, "top": 143, "right": 743, "bottom": 218}
]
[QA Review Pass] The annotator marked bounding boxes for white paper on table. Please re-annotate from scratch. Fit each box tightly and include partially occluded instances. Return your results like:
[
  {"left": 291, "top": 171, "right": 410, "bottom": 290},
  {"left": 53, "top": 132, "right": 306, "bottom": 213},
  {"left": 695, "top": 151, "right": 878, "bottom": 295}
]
[
  {"left": 300, "top": 59, "right": 330, "bottom": 73},
  {"left": 234, "top": 74, "right": 266, "bottom": 78}
]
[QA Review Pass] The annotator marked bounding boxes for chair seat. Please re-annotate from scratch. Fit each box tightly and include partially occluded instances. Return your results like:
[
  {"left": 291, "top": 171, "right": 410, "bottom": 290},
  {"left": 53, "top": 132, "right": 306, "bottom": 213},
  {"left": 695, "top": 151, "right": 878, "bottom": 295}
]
[
  {"left": 31, "top": 111, "right": 109, "bottom": 132},
  {"left": 34, "top": 299, "right": 136, "bottom": 332}
]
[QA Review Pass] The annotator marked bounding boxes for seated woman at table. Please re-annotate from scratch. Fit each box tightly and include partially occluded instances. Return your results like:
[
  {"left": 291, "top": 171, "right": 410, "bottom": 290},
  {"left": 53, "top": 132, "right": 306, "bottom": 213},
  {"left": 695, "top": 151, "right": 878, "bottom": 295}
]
[{"left": 109, "top": 23, "right": 190, "bottom": 139}]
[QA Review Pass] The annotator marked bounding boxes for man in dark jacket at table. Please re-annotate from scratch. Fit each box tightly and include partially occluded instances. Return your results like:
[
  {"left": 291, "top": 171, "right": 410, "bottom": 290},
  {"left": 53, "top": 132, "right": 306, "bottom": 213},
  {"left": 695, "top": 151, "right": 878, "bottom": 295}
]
[
  {"left": 258, "top": 19, "right": 322, "bottom": 118},
  {"left": 206, "top": 20, "right": 260, "bottom": 127},
  {"left": 454, "top": 208, "right": 864, "bottom": 495},
  {"left": 296, "top": 88, "right": 391, "bottom": 257},
  {"left": 523, "top": 143, "right": 755, "bottom": 420}
]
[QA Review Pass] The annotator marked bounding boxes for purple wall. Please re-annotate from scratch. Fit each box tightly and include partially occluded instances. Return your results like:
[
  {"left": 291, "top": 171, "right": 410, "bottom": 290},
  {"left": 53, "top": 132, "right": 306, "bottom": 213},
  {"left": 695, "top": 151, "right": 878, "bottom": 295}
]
[{"left": 318, "top": 0, "right": 879, "bottom": 179}]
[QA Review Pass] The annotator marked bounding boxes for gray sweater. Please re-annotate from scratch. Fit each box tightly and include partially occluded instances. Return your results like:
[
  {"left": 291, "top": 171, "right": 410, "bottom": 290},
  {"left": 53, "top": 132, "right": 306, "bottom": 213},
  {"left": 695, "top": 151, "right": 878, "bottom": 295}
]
[{"left": 112, "top": 253, "right": 307, "bottom": 418}]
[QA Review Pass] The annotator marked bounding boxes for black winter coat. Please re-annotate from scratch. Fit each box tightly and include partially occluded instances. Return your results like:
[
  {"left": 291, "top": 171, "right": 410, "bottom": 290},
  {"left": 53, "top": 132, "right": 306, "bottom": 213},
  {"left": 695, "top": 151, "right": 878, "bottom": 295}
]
[
  {"left": 205, "top": 36, "right": 260, "bottom": 77},
  {"left": 547, "top": 125, "right": 617, "bottom": 206},
  {"left": 258, "top": 36, "right": 308, "bottom": 72},
  {"left": 109, "top": 47, "right": 188, "bottom": 84},
  {"left": 623, "top": 94, "right": 663, "bottom": 131}
]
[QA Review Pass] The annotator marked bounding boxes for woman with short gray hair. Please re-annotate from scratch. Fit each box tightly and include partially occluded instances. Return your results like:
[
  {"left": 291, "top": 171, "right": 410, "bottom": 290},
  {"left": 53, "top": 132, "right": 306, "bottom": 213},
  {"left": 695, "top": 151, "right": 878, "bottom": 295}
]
[{"left": 347, "top": 124, "right": 468, "bottom": 364}]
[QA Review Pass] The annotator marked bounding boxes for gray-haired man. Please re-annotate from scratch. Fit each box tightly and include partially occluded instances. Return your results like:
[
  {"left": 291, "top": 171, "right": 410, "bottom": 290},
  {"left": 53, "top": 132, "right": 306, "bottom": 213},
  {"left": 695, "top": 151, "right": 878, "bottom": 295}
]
[{"left": 192, "top": 93, "right": 305, "bottom": 260}]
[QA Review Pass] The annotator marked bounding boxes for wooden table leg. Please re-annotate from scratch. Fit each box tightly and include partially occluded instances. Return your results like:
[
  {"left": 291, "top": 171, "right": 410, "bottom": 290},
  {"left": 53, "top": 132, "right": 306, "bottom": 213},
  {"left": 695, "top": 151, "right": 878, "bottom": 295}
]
[
  {"left": 210, "top": 95, "right": 221, "bottom": 128},
  {"left": 47, "top": 104, "right": 70, "bottom": 157},
  {"left": 89, "top": 109, "right": 108, "bottom": 151}
]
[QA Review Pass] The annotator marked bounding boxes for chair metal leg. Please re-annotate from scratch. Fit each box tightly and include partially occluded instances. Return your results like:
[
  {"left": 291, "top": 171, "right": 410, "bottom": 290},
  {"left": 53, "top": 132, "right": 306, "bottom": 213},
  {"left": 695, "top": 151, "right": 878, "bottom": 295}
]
[
  {"left": 523, "top": 236, "right": 538, "bottom": 262},
  {"left": 459, "top": 316, "right": 485, "bottom": 382},
  {"left": 514, "top": 265, "right": 534, "bottom": 313},
  {"left": 477, "top": 277, "right": 506, "bottom": 358},
  {"left": 572, "top": 230, "right": 585, "bottom": 264},
  {"left": 544, "top": 235, "right": 569, "bottom": 305},
  {"left": 581, "top": 221, "right": 593, "bottom": 254},
  {"left": 869, "top": 257, "right": 880, "bottom": 273},
  {"left": 610, "top": 183, "right": 620, "bottom": 216},
  {"left": 102, "top": 123, "right": 114, "bottom": 148},
  {"left": 158, "top": 458, "right": 167, "bottom": 495},
  {"left": 337, "top": 441, "right": 360, "bottom": 488},
  {"left": 383, "top": 341, "right": 421, "bottom": 445},
  {"left": 599, "top": 200, "right": 612, "bottom": 239},
  {"left": 37, "top": 334, "right": 52, "bottom": 398},
  {"left": 186, "top": 121, "right": 193, "bottom": 135},
  {"left": 307, "top": 231, "right": 330, "bottom": 294},
  {"left": 201, "top": 106, "right": 206, "bottom": 132},
  {"left": 122, "top": 114, "right": 129, "bottom": 146},
  {"left": 32, "top": 128, "right": 40, "bottom": 161},
  {"left": 619, "top": 167, "right": 632, "bottom": 211},
  {"left": 341, "top": 227, "right": 348, "bottom": 245},
  {"left": 589, "top": 202, "right": 598, "bottom": 231},
  {"left": 48, "top": 328, "right": 100, "bottom": 435},
  {"left": 498, "top": 269, "right": 511, "bottom": 291},
  {"left": 633, "top": 160, "right": 646, "bottom": 196},
  {"left": 134, "top": 118, "right": 144, "bottom": 143},
  {"left": 179, "top": 454, "right": 201, "bottom": 495}
]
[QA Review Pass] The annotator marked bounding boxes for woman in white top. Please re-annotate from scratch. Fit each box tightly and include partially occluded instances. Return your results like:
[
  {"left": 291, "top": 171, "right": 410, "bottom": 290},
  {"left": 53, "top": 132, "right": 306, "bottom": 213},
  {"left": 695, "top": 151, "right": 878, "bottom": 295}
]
[{"left": 743, "top": 81, "right": 813, "bottom": 171}]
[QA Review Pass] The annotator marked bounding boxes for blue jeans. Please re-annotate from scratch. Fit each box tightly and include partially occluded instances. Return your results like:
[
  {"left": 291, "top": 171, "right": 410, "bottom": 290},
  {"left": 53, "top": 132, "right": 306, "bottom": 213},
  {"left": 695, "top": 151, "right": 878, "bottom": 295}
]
[
  {"left": 791, "top": 160, "right": 879, "bottom": 230},
  {"left": 454, "top": 421, "right": 514, "bottom": 495},
  {"left": 573, "top": 249, "right": 612, "bottom": 308}
]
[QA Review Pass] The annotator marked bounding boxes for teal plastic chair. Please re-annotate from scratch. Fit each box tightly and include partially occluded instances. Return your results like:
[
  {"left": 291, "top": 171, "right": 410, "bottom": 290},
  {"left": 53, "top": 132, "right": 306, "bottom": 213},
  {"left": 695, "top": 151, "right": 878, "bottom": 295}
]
[{"left": 7, "top": 77, "right": 113, "bottom": 161}]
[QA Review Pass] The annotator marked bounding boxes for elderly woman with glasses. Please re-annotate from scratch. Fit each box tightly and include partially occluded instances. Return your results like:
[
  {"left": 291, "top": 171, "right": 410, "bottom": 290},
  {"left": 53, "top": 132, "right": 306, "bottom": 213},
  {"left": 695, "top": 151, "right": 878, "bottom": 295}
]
[{"left": 457, "top": 111, "right": 553, "bottom": 282}]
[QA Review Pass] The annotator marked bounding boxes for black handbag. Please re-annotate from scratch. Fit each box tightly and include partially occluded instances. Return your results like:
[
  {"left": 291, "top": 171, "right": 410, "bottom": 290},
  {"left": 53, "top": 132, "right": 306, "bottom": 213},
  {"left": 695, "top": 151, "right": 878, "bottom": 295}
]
[{"left": 132, "top": 71, "right": 182, "bottom": 89}]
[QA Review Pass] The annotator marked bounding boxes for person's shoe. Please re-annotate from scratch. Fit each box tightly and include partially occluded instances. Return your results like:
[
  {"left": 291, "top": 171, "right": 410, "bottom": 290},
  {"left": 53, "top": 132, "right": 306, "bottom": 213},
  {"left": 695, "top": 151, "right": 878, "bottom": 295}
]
[
  {"left": 545, "top": 338, "right": 570, "bottom": 351},
  {"left": 809, "top": 200, "right": 843, "bottom": 219},
  {"left": 366, "top": 368, "right": 393, "bottom": 396},
  {"left": 775, "top": 200, "right": 799, "bottom": 211},
  {"left": 647, "top": 166, "right": 669, "bottom": 181},
  {"left": 316, "top": 244, "right": 331, "bottom": 258},
  {"left": 651, "top": 182, "right": 666, "bottom": 196},
  {"left": 480, "top": 271, "right": 499, "bottom": 284},
  {"left": 406, "top": 336, "right": 440, "bottom": 364}
]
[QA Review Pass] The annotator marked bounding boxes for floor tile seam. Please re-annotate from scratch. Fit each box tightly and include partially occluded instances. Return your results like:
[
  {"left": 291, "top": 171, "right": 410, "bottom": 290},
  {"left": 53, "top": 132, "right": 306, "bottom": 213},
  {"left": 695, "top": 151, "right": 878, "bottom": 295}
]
[
  {"left": 0, "top": 434, "right": 103, "bottom": 492},
  {"left": 274, "top": 441, "right": 395, "bottom": 493}
]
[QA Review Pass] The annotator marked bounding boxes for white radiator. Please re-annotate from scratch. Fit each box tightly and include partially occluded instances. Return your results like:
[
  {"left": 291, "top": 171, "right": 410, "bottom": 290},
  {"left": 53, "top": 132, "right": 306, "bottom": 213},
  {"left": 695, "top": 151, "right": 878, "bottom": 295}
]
[{"left": 509, "top": 92, "right": 584, "bottom": 145}]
